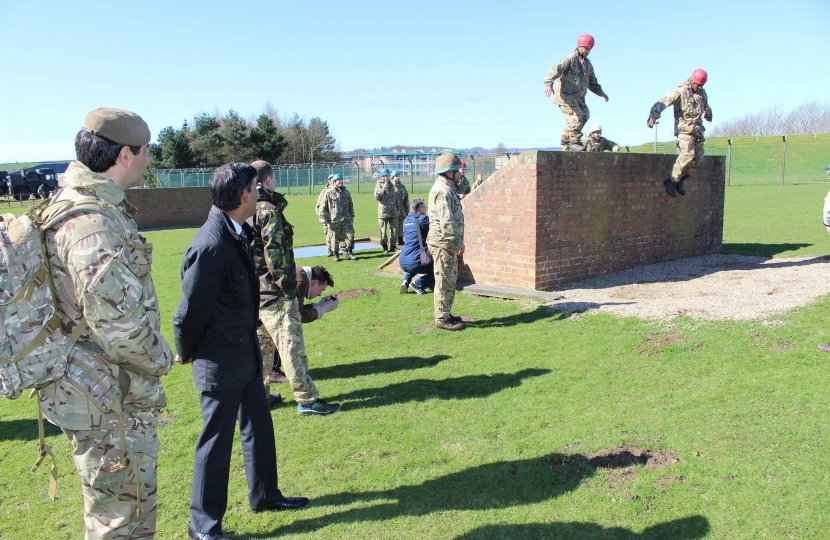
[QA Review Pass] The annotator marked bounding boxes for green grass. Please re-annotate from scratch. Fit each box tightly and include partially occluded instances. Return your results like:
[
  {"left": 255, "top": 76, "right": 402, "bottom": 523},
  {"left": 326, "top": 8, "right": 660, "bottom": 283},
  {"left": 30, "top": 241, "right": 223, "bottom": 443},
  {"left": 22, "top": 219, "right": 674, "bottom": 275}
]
[
  {"left": 2, "top": 186, "right": 830, "bottom": 539},
  {"left": 631, "top": 133, "right": 830, "bottom": 186}
]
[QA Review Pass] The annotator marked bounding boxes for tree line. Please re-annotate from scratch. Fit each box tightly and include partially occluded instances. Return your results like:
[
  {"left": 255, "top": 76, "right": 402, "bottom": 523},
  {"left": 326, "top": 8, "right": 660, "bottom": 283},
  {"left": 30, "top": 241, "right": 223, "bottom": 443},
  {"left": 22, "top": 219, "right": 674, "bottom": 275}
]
[
  {"left": 710, "top": 101, "right": 830, "bottom": 137},
  {"left": 148, "top": 103, "right": 341, "bottom": 169}
]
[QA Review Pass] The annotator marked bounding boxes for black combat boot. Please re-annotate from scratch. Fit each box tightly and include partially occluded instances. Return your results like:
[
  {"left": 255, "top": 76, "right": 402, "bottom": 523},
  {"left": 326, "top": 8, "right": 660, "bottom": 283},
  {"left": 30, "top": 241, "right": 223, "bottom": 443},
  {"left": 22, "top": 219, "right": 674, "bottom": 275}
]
[
  {"left": 664, "top": 178, "right": 677, "bottom": 197},
  {"left": 676, "top": 176, "right": 687, "bottom": 196}
]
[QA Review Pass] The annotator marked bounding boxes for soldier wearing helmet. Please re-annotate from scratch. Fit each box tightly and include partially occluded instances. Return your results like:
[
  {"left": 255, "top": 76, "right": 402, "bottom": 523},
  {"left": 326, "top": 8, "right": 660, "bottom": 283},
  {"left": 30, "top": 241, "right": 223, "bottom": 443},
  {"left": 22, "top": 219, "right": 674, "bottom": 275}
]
[
  {"left": 456, "top": 160, "right": 471, "bottom": 199},
  {"left": 542, "top": 33, "right": 609, "bottom": 151},
  {"left": 647, "top": 68, "right": 713, "bottom": 197},
  {"left": 584, "top": 124, "right": 621, "bottom": 153},
  {"left": 316, "top": 174, "right": 335, "bottom": 256},
  {"left": 426, "top": 153, "right": 466, "bottom": 331},
  {"left": 374, "top": 167, "right": 399, "bottom": 253}
]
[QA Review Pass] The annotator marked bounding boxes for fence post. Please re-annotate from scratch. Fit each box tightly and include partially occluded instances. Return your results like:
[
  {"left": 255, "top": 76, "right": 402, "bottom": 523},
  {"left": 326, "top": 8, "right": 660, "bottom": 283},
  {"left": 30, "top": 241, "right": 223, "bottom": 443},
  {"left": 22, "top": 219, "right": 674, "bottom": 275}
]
[
  {"left": 726, "top": 138, "right": 732, "bottom": 187},
  {"left": 781, "top": 135, "right": 786, "bottom": 185},
  {"left": 354, "top": 161, "right": 360, "bottom": 194},
  {"left": 406, "top": 157, "right": 414, "bottom": 194}
]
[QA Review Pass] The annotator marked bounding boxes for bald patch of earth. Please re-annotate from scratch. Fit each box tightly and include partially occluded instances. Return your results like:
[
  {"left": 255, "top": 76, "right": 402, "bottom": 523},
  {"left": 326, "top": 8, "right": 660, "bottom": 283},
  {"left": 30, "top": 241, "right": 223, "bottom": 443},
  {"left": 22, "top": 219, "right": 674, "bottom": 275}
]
[
  {"left": 637, "top": 332, "right": 690, "bottom": 356},
  {"left": 587, "top": 446, "right": 680, "bottom": 470},
  {"left": 337, "top": 288, "right": 378, "bottom": 300},
  {"left": 544, "top": 254, "right": 830, "bottom": 320},
  {"left": 652, "top": 475, "right": 687, "bottom": 491}
]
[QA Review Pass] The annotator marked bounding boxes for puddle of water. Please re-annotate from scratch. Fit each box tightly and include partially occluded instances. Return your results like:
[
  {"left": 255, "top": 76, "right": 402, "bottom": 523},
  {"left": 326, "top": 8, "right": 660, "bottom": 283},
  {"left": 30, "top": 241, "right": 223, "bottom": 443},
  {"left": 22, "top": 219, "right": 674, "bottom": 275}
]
[{"left": 294, "top": 242, "right": 381, "bottom": 259}]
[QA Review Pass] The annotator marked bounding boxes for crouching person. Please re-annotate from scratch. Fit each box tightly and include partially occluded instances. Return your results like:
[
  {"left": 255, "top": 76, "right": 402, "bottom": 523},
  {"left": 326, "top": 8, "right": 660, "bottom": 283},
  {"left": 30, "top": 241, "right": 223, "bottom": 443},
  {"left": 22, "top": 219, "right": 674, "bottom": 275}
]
[{"left": 399, "top": 198, "right": 435, "bottom": 295}]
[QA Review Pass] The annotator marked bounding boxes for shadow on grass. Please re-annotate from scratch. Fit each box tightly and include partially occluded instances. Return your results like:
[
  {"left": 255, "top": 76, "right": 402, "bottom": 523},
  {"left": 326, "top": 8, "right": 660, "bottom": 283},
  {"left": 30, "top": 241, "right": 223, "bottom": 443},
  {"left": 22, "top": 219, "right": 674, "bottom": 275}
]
[
  {"left": 327, "top": 368, "right": 550, "bottom": 411},
  {"left": 454, "top": 516, "right": 709, "bottom": 539},
  {"left": 239, "top": 453, "right": 704, "bottom": 539},
  {"left": 0, "top": 418, "right": 62, "bottom": 442},
  {"left": 722, "top": 242, "right": 812, "bottom": 257},
  {"left": 311, "top": 354, "right": 451, "bottom": 380},
  {"left": 467, "top": 306, "right": 563, "bottom": 328}
]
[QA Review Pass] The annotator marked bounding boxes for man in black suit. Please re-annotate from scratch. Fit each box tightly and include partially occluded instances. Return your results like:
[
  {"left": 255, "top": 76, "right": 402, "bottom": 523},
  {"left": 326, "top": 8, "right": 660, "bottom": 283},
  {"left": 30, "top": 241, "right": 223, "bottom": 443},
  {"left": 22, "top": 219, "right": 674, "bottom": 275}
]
[{"left": 173, "top": 163, "right": 309, "bottom": 540}]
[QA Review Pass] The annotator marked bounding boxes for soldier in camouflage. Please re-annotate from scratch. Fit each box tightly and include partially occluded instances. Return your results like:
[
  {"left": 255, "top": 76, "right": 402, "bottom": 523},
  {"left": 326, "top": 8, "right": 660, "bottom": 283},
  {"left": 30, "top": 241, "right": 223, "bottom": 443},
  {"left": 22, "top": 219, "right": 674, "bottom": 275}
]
[
  {"left": 316, "top": 175, "right": 334, "bottom": 256},
  {"left": 249, "top": 161, "right": 292, "bottom": 408},
  {"left": 648, "top": 68, "right": 713, "bottom": 197},
  {"left": 456, "top": 161, "right": 471, "bottom": 199},
  {"left": 427, "top": 153, "right": 466, "bottom": 331},
  {"left": 584, "top": 124, "right": 621, "bottom": 153},
  {"left": 471, "top": 173, "right": 485, "bottom": 191},
  {"left": 39, "top": 109, "right": 173, "bottom": 539},
  {"left": 322, "top": 174, "right": 356, "bottom": 261},
  {"left": 391, "top": 170, "right": 409, "bottom": 247},
  {"left": 543, "top": 34, "right": 609, "bottom": 151},
  {"left": 374, "top": 168, "right": 399, "bottom": 253}
]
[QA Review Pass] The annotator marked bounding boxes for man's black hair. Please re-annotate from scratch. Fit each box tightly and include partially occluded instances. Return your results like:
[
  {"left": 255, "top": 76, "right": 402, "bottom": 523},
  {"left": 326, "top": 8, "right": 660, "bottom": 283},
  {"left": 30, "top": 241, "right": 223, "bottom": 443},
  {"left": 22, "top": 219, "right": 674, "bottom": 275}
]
[
  {"left": 310, "top": 265, "right": 334, "bottom": 287},
  {"left": 209, "top": 163, "right": 257, "bottom": 211},
  {"left": 75, "top": 129, "right": 142, "bottom": 173}
]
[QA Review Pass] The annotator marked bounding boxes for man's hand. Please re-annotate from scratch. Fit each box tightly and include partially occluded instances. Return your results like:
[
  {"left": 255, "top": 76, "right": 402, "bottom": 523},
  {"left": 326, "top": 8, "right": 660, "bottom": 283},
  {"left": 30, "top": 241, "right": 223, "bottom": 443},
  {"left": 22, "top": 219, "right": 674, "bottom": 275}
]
[
  {"left": 647, "top": 118, "right": 656, "bottom": 129},
  {"left": 602, "top": 92, "right": 609, "bottom": 102},
  {"left": 318, "top": 217, "right": 325, "bottom": 223},
  {"left": 543, "top": 86, "right": 553, "bottom": 98},
  {"left": 458, "top": 244, "right": 466, "bottom": 257},
  {"left": 319, "top": 296, "right": 340, "bottom": 313}
]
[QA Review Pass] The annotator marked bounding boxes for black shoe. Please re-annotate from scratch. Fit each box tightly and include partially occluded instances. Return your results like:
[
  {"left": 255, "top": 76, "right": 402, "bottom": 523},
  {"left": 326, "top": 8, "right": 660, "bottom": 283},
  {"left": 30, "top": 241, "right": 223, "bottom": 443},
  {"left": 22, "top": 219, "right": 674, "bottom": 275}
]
[
  {"left": 435, "top": 320, "right": 465, "bottom": 331},
  {"left": 664, "top": 178, "right": 677, "bottom": 197},
  {"left": 326, "top": 250, "right": 333, "bottom": 257},
  {"left": 252, "top": 496, "right": 310, "bottom": 512},
  {"left": 333, "top": 253, "right": 340, "bottom": 262},
  {"left": 676, "top": 180, "right": 686, "bottom": 196},
  {"left": 449, "top": 314, "right": 463, "bottom": 324},
  {"left": 268, "top": 393, "right": 283, "bottom": 410},
  {"left": 188, "top": 523, "right": 231, "bottom": 540}
]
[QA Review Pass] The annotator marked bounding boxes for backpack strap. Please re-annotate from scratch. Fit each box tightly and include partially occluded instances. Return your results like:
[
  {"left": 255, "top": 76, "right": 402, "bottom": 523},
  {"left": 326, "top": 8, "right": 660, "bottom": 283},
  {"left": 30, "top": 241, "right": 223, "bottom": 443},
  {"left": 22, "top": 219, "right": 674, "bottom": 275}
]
[{"left": 30, "top": 392, "right": 58, "bottom": 501}]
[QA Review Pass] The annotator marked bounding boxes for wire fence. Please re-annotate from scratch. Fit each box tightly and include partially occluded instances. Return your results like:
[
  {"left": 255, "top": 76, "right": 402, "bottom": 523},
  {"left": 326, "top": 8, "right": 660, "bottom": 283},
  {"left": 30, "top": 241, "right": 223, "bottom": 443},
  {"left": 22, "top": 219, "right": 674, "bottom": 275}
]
[{"left": 150, "top": 156, "right": 501, "bottom": 195}]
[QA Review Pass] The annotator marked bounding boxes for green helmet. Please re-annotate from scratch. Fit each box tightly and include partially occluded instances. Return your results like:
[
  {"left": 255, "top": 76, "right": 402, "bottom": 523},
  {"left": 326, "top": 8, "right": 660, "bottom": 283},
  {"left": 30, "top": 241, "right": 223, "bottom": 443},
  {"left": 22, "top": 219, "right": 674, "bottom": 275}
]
[{"left": 435, "top": 153, "right": 462, "bottom": 175}]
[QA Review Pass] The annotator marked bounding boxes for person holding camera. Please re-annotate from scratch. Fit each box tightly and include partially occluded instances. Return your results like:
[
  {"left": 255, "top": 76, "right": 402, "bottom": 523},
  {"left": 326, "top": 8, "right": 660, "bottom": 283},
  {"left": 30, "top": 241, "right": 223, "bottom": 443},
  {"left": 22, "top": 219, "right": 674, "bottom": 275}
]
[
  {"left": 260, "top": 264, "right": 341, "bottom": 416},
  {"left": 399, "top": 198, "right": 435, "bottom": 295}
]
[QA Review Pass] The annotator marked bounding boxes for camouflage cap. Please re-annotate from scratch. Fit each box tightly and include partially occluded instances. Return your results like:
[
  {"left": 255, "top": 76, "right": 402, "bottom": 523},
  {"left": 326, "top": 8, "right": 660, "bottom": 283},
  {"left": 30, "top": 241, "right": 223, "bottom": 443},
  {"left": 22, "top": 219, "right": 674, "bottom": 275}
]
[
  {"left": 435, "top": 153, "right": 462, "bottom": 174},
  {"left": 83, "top": 108, "right": 151, "bottom": 146}
]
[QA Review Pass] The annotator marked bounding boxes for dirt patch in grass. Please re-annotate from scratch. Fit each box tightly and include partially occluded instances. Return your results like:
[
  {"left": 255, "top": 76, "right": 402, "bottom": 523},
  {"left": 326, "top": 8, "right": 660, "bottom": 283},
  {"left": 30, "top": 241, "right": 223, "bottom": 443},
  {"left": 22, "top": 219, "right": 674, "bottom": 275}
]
[
  {"left": 588, "top": 446, "right": 680, "bottom": 470},
  {"left": 652, "top": 475, "right": 686, "bottom": 491},
  {"left": 749, "top": 332, "right": 799, "bottom": 353},
  {"left": 637, "top": 333, "right": 689, "bottom": 356},
  {"left": 337, "top": 288, "right": 378, "bottom": 300},
  {"left": 157, "top": 411, "right": 175, "bottom": 428},
  {"left": 609, "top": 468, "right": 638, "bottom": 490}
]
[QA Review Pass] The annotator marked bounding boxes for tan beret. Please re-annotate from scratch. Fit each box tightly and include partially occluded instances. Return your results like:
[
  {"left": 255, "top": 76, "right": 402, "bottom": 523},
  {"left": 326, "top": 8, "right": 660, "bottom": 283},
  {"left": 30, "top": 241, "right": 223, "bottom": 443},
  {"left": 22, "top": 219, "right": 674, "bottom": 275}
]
[{"left": 83, "top": 108, "right": 151, "bottom": 146}]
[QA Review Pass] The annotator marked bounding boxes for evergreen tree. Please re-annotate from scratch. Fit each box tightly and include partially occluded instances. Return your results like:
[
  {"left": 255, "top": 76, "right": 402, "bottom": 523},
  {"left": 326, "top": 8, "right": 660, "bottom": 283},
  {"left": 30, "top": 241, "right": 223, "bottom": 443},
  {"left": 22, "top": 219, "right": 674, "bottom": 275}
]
[
  {"left": 191, "top": 113, "right": 224, "bottom": 167},
  {"left": 249, "top": 114, "right": 287, "bottom": 164},
  {"left": 221, "top": 110, "right": 250, "bottom": 162}
]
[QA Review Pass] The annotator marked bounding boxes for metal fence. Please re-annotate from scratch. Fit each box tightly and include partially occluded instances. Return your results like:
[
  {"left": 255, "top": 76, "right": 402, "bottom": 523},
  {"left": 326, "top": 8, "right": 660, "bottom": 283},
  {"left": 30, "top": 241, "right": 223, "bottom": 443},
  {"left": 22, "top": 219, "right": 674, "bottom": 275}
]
[{"left": 150, "top": 155, "right": 500, "bottom": 195}]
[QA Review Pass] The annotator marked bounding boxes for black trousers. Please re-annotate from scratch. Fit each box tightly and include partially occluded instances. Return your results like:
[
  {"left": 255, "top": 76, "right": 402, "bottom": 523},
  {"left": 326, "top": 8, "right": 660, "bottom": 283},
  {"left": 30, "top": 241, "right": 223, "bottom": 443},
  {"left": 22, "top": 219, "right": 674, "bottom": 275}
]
[{"left": 190, "top": 375, "right": 282, "bottom": 534}]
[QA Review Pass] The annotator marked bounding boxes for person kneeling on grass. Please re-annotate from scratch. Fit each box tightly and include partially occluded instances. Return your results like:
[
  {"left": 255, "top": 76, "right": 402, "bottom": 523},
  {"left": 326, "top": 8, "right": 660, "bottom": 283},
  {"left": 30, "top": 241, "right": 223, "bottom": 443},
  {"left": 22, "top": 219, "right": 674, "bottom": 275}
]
[{"left": 399, "top": 198, "right": 435, "bottom": 295}]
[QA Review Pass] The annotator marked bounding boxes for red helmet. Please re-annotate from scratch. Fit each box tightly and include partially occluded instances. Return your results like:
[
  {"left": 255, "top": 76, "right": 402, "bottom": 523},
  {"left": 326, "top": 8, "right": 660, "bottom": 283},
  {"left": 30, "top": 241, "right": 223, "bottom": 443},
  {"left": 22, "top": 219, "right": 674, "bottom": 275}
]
[
  {"left": 461, "top": 161, "right": 467, "bottom": 168},
  {"left": 690, "top": 68, "right": 708, "bottom": 85},
  {"left": 576, "top": 34, "right": 595, "bottom": 47}
]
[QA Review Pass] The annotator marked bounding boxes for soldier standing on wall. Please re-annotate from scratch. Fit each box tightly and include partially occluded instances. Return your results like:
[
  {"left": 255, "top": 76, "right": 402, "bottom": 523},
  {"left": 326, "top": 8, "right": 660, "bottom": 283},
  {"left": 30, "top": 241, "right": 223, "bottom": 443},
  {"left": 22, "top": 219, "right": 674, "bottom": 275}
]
[
  {"left": 543, "top": 33, "right": 609, "bottom": 151},
  {"left": 647, "top": 68, "right": 713, "bottom": 197}
]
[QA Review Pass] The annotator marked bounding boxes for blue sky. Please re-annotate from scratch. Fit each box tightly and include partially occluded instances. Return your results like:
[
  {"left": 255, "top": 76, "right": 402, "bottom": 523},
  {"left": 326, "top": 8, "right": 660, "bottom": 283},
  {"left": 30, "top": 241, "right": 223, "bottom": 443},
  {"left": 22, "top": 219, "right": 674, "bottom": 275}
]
[{"left": 1, "top": 0, "right": 828, "bottom": 162}]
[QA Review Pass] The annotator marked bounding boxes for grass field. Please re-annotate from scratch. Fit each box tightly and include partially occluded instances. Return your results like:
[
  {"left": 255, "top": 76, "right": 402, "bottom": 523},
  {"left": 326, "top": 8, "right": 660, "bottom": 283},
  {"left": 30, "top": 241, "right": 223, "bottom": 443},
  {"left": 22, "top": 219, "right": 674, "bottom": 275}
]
[
  {"left": 1, "top": 185, "right": 830, "bottom": 539},
  {"left": 631, "top": 134, "right": 830, "bottom": 186}
]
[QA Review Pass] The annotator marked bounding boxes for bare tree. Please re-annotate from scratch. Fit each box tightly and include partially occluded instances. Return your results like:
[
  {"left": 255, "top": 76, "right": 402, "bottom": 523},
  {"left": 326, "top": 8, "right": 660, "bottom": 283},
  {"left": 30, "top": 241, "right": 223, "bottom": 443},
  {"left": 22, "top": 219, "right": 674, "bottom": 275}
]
[{"left": 711, "top": 101, "right": 830, "bottom": 137}]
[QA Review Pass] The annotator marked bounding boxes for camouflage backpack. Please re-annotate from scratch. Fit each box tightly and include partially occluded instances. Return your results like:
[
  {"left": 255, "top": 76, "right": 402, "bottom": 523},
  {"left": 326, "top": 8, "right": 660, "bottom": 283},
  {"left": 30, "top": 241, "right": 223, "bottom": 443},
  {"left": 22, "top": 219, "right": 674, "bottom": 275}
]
[{"left": 0, "top": 196, "right": 124, "bottom": 497}]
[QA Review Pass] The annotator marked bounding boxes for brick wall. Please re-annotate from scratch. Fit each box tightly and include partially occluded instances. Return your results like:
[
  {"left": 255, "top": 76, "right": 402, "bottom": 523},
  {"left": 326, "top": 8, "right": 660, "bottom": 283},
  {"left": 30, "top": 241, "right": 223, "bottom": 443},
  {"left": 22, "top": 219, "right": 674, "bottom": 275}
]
[
  {"left": 458, "top": 150, "right": 725, "bottom": 290},
  {"left": 126, "top": 187, "right": 212, "bottom": 230}
]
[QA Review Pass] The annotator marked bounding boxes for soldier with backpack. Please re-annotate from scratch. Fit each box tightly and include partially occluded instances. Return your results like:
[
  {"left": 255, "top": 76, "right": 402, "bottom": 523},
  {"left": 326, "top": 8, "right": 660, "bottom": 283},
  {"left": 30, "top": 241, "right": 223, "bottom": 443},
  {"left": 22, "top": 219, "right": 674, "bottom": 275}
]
[{"left": 0, "top": 108, "right": 174, "bottom": 539}]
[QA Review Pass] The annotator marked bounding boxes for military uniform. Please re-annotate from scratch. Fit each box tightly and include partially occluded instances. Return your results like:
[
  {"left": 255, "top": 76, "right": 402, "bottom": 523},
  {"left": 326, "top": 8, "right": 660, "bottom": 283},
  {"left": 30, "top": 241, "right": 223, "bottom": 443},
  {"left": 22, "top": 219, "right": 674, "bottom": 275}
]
[
  {"left": 315, "top": 184, "right": 332, "bottom": 254},
  {"left": 39, "top": 161, "right": 173, "bottom": 539},
  {"left": 392, "top": 179, "right": 409, "bottom": 246},
  {"left": 471, "top": 175, "right": 485, "bottom": 191},
  {"left": 251, "top": 186, "right": 296, "bottom": 399},
  {"left": 374, "top": 179, "right": 399, "bottom": 251},
  {"left": 322, "top": 184, "right": 355, "bottom": 255},
  {"left": 543, "top": 48, "right": 605, "bottom": 147},
  {"left": 649, "top": 79, "right": 713, "bottom": 183},
  {"left": 585, "top": 136, "right": 620, "bottom": 152},
  {"left": 426, "top": 176, "right": 465, "bottom": 325},
  {"left": 457, "top": 175, "right": 471, "bottom": 197}
]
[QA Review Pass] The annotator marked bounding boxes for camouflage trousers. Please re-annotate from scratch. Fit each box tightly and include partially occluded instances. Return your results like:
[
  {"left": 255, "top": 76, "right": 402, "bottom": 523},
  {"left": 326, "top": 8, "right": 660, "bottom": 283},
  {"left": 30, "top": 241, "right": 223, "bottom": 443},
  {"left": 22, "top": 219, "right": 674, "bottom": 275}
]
[
  {"left": 558, "top": 101, "right": 590, "bottom": 145},
  {"left": 64, "top": 426, "right": 159, "bottom": 539},
  {"left": 327, "top": 221, "right": 355, "bottom": 254},
  {"left": 323, "top": 223, "right": 346, "bottom": 253},
  {"left": 397, "top": 217, "right": 406, "bottom": 243},
  {"left": 671, "top": 133, "right": 705, "bottom": 183},
  {"left": 258, "top": 298, "right": 318, "bottom": 406},
  {"left": 433, "top": 247, "right": 458, "bottom": 323},
  {"left": 378, "top": 218, "right": 398, "bottom": 248}
]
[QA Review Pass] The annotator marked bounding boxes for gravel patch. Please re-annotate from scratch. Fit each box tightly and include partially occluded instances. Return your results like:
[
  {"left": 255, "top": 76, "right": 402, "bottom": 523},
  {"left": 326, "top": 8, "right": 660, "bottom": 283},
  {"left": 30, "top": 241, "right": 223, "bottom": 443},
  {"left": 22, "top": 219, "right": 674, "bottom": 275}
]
[{"left": 544, "top": 254, "right": 830, "bottom": 320}]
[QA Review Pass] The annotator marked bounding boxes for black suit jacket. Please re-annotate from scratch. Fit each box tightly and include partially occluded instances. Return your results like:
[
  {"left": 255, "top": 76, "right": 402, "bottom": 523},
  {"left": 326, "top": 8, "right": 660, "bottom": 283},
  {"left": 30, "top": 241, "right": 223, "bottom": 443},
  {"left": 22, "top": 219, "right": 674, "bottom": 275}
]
[{"left": 173, "top": 206, "right": 261, "bottom": 392}]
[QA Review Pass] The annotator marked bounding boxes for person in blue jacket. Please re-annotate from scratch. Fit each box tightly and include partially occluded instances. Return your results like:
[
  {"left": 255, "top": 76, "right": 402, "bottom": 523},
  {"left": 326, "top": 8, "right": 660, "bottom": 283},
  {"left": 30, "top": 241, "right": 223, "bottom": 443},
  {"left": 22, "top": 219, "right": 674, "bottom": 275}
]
[{"left": 399, "top": 198, "right": 435, "bottom": 295}]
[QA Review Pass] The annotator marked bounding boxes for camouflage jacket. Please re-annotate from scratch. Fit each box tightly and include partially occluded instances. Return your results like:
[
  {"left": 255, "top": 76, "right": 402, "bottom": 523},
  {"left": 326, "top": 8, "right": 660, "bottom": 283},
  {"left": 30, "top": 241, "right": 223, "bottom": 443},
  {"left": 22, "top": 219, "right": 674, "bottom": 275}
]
[
  {"left": 393, "top": 181, "right": 410, "bottom": 220},
  {"left": 649, "top": 79, "right": 713, "bottom": 138},
  {"left": 457, "top": 174, "right": 471, "bottom": 196},
  {"left": 252, "top": 187, "right": 298, "bottom": 302},
  {"left": 585, "top": 136, "right": 620, "bottom": 152},
  {"left": 471, "top": 176, "right": 485, "bottom": 191},
  {"left": 374, "top": 180, "right": 398, "bottom": 218},
  {"left": 315, "top": 185, "right": 330, "bottom": 218},
  {"left": 322, "top": 185, "right": 354, "bottom": 224},
  {"left": 426, "top": 177, "right": 464, "bottom": 252},
  {"left": 39, "top": 161, "right": 173, "bottom": 431},
  {"left": 543, "top": 48, "right": 604, "bottom": 106}
]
